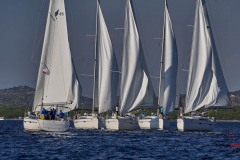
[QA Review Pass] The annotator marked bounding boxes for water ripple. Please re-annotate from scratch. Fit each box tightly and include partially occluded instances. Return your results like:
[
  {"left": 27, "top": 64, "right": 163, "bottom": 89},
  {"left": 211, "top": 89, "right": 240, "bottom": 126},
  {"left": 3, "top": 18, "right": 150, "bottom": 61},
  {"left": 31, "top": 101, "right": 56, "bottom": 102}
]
[{"left": 0, "top": 120, "right": 240, "bottom": 159}]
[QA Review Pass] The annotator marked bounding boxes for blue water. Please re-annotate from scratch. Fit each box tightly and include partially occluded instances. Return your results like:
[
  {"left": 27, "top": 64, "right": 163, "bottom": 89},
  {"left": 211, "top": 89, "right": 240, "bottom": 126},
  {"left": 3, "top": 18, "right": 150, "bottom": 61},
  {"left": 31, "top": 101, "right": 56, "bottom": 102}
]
[{"left": 1, "top": 120, "right": 240, "bottom": 160}]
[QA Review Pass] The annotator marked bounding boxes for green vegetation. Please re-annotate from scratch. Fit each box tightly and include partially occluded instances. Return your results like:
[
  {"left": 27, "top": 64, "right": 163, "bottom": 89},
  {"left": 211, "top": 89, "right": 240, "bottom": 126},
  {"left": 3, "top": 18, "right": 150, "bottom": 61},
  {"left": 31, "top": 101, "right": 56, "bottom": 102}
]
[
  {"left": 168, "top": 109, "right": 240, "bottom": 120},
  {"left": 0, "top": 106, "right": 27, "bottom": 119},
  {"left": 208, "top": 109, "right": 240, "bottom": 120},
  {"left": 1, "top": 105, "right": 240, "bottom": 120},
  {"left": 169, "top": 111, "right": 179, "bottom": 120}
]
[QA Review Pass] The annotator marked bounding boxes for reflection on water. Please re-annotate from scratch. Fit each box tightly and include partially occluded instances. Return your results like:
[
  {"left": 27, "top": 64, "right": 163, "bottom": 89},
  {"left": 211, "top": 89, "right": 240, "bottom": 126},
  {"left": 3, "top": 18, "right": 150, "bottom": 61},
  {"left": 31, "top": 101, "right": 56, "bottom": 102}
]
[{"left": 0, "top": 120, "right": 240, "bottom": 159}]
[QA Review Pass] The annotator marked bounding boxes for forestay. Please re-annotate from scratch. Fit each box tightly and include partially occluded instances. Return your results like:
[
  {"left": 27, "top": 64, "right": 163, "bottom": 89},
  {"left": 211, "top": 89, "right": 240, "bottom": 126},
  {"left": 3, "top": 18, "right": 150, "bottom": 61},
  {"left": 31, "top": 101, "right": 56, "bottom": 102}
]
[
  {"left": 158, "top": 1, "right": 178, "bottom": 116},
  {"left": 185, "top": 0, "right": 230, "bottom": 114},
  {"left": 33, "top": 0, "right": 80, "bottom": 112},
  {"left": 120, "top": 0, "right": 155, "bottom": 114},
  {"left": 94, "top": 0, "right": 119, "bottom": 114}
]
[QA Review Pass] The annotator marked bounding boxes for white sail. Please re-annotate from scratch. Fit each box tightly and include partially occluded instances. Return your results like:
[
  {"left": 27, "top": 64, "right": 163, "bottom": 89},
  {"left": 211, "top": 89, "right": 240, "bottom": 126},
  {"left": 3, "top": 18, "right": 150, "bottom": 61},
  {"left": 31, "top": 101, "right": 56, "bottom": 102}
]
[
  {"left": 94, "top": 1, "right": 119, "bottom": 114},
  {"left": 120, "top": 0, "right": 155, "bottom": 114},
  {"left": 158, "top": 1, "right": 178, "bottom": 116},
  {"left": 33, "top": 0, "right": 80, "bottom": 112},
  {"left": 65, "top": 79, "right": 80, "bottom": 112},
  {"left": 185, "top": 0, "right": 230, "bottom": 114}
]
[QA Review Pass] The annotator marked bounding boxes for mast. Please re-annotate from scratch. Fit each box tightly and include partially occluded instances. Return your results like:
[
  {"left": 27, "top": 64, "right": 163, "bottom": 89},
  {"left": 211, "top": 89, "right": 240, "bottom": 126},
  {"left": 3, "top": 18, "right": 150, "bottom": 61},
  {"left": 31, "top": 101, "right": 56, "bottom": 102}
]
[
  {"left": 158, "top": 0, "right": 178, "bottom": 116},
  {"left": 158, "top": 0, "right": 167, "bottom": 111},
  {"left": 92, "top": 0, "right": 119, "bottom": 114},
  {"left": 92, "top": 0, "right": 99, "bottom": 114}
]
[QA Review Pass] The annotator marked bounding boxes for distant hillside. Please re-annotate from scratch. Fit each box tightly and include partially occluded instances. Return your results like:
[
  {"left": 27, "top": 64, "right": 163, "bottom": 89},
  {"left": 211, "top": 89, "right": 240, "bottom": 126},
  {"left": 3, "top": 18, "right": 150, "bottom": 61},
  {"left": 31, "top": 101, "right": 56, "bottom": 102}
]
[
  {"left": 0, "top": 86, "right": 93, "bottom": 108},
  {"left": 1, "top": 86, "right": 240, "bottom": 119},
  {"left": 229, "top": 91, "right": 240, "bottom": 107},
  {"left": 0, "top": 86, "right": 34, "bottom": 107},
  {"left": 0, "top": 86, "right": 240, "bottom": 108},
  {"left": 178, "top": 92, "right": 240, "bottom": 108}
]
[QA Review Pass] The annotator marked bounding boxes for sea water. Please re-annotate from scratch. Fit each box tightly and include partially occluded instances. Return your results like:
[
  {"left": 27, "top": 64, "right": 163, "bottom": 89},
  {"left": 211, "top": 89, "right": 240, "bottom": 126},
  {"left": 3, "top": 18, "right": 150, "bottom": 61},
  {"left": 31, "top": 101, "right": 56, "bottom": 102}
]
[{"left": 0, "top": 120, "right": 240, "bottom": 159}]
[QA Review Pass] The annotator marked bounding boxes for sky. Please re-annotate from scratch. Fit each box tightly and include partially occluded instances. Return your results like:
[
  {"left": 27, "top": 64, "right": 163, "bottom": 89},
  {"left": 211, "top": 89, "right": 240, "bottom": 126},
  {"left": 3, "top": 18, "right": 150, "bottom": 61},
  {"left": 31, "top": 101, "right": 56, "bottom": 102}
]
[{"left": 0, "top": 0, "right": 240, "bottom": 98}]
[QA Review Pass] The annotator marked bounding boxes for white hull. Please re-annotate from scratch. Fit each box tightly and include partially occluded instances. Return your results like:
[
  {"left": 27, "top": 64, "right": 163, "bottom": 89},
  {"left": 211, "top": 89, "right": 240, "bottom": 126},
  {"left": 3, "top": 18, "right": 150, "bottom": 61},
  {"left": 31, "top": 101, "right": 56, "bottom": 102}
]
[
  {"left": 23, "top": 117, "right": 41, "bottom": 131},
  {"left": 0, "top": 117, "right": 4, "bottom": 120},
  {"left": 177, "top": 116, "right": 215, "bottom": 132},
  {"left": 74, "top": 116, "right": 104, "bottom": 129},
  {"left": 23, "top": 117, "right": 70, "bottom": 132},
  {"left": 38, "top": 119, "right": 70, "bottom": 132},
  {"left": 105, "top": 117, "right": 139, "bottom": 131},
  {"left": 138, "top": 116, "right": 170, "bottom": 130}
]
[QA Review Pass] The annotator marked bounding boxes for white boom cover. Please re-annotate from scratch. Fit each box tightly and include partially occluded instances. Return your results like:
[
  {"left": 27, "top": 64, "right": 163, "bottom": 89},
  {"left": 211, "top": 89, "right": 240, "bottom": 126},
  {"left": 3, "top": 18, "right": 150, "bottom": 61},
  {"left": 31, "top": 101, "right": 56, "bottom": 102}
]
[
  {"left": 158, "top": 1, "right": 178, "bottom": 116},
  {"left": 185, "top": 0, "right": 230, "bottom": 114},
  {"left": 94, "top": 1, "right": 119, "bottom": 114},
  {"left": 33, "top": 0, "right": 79, "bottom": 112},
  {"left": 120, "top": 0, "right": 155, "bottom": 114}
]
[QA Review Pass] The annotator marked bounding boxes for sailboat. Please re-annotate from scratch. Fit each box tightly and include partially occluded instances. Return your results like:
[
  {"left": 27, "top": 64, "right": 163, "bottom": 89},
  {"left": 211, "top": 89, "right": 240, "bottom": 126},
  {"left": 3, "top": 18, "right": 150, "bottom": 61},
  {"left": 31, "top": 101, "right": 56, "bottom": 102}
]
[
  {"left": 23, "top": 0, "right": 80, "bottom": 132},
  {"left": 74, "top": 0, "right": 118, "bottom": 130},
  {"left": 105, "top": 0, "right": 156, "bottom": 131},
  {"left": 177, "top": 0, "right": 232, "bottom": 132},
  {"left": 138, "top": 0, "right": 178, "bottom": 130}
]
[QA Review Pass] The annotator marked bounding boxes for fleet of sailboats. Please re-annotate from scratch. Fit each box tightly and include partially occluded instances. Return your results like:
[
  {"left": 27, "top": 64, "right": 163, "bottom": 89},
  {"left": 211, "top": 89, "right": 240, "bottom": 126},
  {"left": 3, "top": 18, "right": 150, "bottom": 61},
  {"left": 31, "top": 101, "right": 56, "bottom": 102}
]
[
  {"left": 20, "top": 0, "right": 233, "bottom": 132},
  {"left": 177, "top": 0, "right": 232, "bottom": 132}
]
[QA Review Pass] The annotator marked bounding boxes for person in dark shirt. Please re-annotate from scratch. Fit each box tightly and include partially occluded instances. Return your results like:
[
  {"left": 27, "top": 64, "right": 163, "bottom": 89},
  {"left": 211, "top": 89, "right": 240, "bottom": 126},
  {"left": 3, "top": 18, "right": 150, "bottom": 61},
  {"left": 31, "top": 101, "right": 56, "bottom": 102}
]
[
  {"left": 41, "top": 108, "right": 46, "bottom": 114},
  {"left": 50, "top": 109, "right": 53, "bottom": 120},
  {"left": 59, "top": 110, "right": 64, "bottom": 118},
  {"left": 45, "top": 110, "right": 49, "bottom": 120},
  {"left": 52, "top": 108, "right": 56, "bottom": 120}
]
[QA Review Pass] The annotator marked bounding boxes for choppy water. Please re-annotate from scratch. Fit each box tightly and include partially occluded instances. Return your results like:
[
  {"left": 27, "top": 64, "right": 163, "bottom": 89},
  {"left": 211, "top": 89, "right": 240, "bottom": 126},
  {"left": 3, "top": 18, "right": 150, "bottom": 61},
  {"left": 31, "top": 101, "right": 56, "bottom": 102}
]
[{"left": 1, "top": 120, "right": 240, "bottom": 159}]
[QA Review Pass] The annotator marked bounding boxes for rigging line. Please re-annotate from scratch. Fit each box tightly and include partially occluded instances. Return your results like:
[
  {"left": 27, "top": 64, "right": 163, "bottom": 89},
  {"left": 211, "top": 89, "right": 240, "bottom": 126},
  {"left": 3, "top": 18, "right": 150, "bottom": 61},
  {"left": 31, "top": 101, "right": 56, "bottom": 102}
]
[
  {"left": 31, "top": 0, "right": 46, "bottom": 63},
  {"left": 92, "top": 0, "right": 99, "bottom": 114},
  {"left": 32, "top": 31, "right": 45, "bottom": 63},
  {"left": 207, "top": 1, "right": 233, "bottom": 91}
]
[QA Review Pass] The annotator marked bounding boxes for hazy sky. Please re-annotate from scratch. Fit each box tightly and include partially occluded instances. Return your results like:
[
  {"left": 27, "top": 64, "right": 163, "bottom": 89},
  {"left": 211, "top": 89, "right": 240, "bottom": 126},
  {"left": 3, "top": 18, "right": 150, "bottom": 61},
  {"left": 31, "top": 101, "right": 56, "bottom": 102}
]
[{"left": 0, "top": 0, "right": 240, "bottom": 98}]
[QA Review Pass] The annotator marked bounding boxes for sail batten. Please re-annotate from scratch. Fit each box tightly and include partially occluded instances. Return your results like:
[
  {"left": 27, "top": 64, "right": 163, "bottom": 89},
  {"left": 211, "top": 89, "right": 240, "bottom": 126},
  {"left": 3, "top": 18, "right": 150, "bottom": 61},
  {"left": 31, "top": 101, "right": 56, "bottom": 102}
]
[
  {"left": 158, "top": 0, "right": 178, "bottom": 116},
  {"left": 120, "top": 0, "right": 155, "bottom": 114},
  {"left": 33, "top": 0, "right": 80, "bottom": 112},
  {"left": 185, "top": 0, "right": 231, "bottom": 114}
]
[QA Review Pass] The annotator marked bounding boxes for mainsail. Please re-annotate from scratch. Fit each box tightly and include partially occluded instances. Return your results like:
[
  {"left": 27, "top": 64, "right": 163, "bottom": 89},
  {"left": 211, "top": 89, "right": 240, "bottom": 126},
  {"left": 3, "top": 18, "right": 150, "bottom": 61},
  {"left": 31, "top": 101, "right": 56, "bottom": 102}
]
[
  {"left": 158, "top": 0, "right": 178, "bottom": 116},
  {"left": 185, "top": 0, "right": 231, "bottom": 113},
  {"left": 33, "top": 0, "right": 80, "bottom": 112},
  {"left": 94, "top": 0, "right": 119, "bottom": 114},
  {"left": 120, "top": 0, "right": 155, "bottom": 114}
]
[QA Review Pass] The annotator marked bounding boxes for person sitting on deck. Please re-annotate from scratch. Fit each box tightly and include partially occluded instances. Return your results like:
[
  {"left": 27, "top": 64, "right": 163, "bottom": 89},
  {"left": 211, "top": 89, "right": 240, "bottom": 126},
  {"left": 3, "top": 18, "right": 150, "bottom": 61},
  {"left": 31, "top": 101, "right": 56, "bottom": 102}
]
[
  {"left": 59, "top": 110, "right": 64, "bottom": 118},
  {"left": 160, "top": 106, "right": 164, "bottom": 118},
  {"left": 45, "top": 110, "right": 49, "bottom": 120},
  {"left": 41, "top": 108, "right": 49, "bottom": 120},
  {"left": 50, "top": 109, "right": 53, "bottom": 120},
  {"left": 41, "top": 108, "right": 46, "bottom": 114},
  {"left": 52, "top": 108, "right": 56, "bottom": 120}
]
